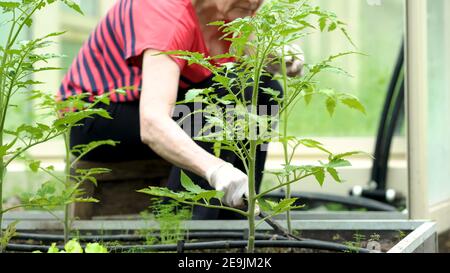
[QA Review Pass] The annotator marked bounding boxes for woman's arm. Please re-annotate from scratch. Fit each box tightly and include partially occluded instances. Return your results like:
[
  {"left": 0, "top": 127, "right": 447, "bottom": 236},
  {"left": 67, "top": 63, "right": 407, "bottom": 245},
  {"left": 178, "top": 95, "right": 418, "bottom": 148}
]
[
  {"left": 140, "top": 49, "right": 223, "bottom": 177},
  {"left": 139, "top": 49, "right": 249, "bottom": 208}
]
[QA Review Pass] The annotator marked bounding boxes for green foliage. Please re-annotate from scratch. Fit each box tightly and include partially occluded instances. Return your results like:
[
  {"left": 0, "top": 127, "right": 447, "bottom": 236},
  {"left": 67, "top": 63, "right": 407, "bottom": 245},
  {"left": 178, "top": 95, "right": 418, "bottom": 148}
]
[
  {"left": 150, "top": 200, "right": 191, "bottom": 245},
  {"left": 258, "top": 198, "right": 303, "bottom": 215},
  {"left": 139, "top": 0, "right": 368, "bottom": 252},
  {"left": 0, "top": 220, "right": 17, "bottom": 251},
  {"left": 0, "top": 0, "right": 117, "bottom": 248},
  {"left": 34, "top": 239, "right": 109, "bottom": 253},
  {"left": 138, "top": 171, "right": 225, "bottom": 209},
  {"left": 85, "top": 242, "right": 108, "bottom": 253},
  {"left": 344, "top": 232, "right": 366, "bottom": 253},
  {"left": 0, "top": 0, "right": 88, "bottom": 249}
]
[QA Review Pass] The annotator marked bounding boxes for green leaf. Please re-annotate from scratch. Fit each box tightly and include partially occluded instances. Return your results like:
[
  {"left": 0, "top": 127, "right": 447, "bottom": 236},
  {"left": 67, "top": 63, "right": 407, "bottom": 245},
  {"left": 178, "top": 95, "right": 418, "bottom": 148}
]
[
  {"left": 334, "top": 151, "right": 372, "bottom": 160},
  {"left": 319, "top": 17, "right": 327, "bottom": 31},
  {"left": 85, "top": 243, "right": 108, "bottom": 253},
  {"left": 326, "top": 158, "right": 352, "bottom": 168},
  {"left": 23, "top": 17, "right": 33, "bottom": 27},
  {"left": 54, "top": 109, "right": 112, "bottom": 128},
  {"left": 0, "top": 221, "right": 18, "bottom": 251},
  {"left": 213, "top": 74, "right": 233, "bottom": 89},
  {"left": 192, "top": 190, "right": 224, "bottom": 202},
  {"left": 257, "top": 198, "right": 275, "bottom": 212},
  {"left": 0, "top": 137, "right": 17, "bottom": 157},
  {"left": 326, "top": 97, "right": 337, "bottom": 117},
  {"left": 339, "top": 94, "right": 366, "bottom": 114},
  {"left": 328, "top": 22, "right": 337, "bottom": 32},
  {"left": 303, "top": 84, "right": 314, "bottom": 105},
  {"left": 274, "top": 198, "right": 299, "bottom": 212},
  {"left": 138, "top": 187, "right": 191, "bottom": 202},
  {"left": 75, "top": 168, "right": 111, "bottom": 186},
  {"left": 47, "top": 243, "right": 60, "bottom": 253},
  {"left": 71, "top": 140, "right": 118, "bottom": 159},
  {"left": 184, "top": 88, "right": 211, "bottom": 102},
  {"left": 180, "top": 171, "right": 203, "bottom": 194},
  {"left": 207, "top": 21, "right": 225, "bottom": 27},
  {"left": 28, "top": 160, "right": 41, "bottom": 173},
  {"left": 299, "top": 139, "right": 332, "bottom": 154},
  {"left": 36, "top": 182, "right": 57, "bottom": 198},
  {"left": 312, "top": 167, "right": 325, "bottom": 186},
  {"left": 71, "top": 197, "right": 99, "bottom": 204},
  {"left": 327, "top": 168, "right": 342, "bottom": 183},
  {"left": 64, "top": 239, "right": 83, "bottom": 253},
  {"left": 61, "top": 0, "right": 84, "bottom": 15},
  {"left": 0, "top": 2, "right": 19, "bottom": 9},
  {"left": 261, "top": 87, "right": 281, "bottom": 101}
]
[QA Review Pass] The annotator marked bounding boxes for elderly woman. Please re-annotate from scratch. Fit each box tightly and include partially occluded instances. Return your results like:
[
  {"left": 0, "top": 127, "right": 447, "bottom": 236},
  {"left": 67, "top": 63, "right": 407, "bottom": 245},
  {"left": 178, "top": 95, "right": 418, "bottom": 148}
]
[{"left": 59, "top": 0, "right": 302, "bottom": 219}]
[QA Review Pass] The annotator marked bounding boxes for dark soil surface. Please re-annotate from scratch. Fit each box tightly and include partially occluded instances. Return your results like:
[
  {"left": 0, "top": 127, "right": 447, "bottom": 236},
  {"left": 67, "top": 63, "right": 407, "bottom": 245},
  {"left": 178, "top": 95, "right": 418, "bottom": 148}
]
[{"left": 8, "top": 229, "right": 406, "bottom": 253}]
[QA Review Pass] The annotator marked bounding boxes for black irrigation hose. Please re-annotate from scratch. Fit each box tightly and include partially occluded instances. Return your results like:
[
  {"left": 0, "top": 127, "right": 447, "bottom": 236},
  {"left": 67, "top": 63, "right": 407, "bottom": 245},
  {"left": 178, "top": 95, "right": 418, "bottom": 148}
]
[
  {"left": 371, "top": 41, "right": 405, "bottom": 191},
  {"left": 13, "top": 232, "right": 287, "bottom": 243},
  {"left": 7, "top": 240, "right": 372, "bottom": 253},
  {"left": 108, "top": 240, "right": 372, "bottom": 253},
  {"left": 7, "top": 244, "right": 50, "bottom": 253},
  {"left": 13, "top": 233, "right": 144, "bottom": 242},
  {"left": 265, "top": 191, "right": 397, "bottom": 212}
]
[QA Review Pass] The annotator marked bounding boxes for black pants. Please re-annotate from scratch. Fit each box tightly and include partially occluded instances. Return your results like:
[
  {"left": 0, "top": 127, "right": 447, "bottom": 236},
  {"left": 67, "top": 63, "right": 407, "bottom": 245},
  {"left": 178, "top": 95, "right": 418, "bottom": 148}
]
[{"left": 70, "top": 75, "right": 282, "bottom": 220}]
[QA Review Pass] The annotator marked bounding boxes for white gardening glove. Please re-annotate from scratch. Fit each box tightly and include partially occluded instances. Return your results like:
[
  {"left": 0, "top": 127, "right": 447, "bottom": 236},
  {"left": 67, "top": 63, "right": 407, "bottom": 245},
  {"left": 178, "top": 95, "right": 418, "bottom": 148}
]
[
  {"left": 266, "top": 44, "right": 305, "bottom": 77},
  {"left": 206, "top": 162, "right": 248, "bottom": 208},
  {"left": 285, "top": 44, "right": 305, "bottom": 77},
  {"left": 205, "top": 162, "right": 260, "bottom": 215}
]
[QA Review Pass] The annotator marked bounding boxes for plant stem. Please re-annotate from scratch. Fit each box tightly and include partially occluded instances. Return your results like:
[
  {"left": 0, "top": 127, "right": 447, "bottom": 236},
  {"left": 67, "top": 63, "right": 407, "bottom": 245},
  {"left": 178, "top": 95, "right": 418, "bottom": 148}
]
[
  {"left": 246, "top": 56, "right": 265, "bottom": 253},
  {"left": 63, "top": 204, "right": 70, "bottom": 244},
  {"left": 0, "top": 159, "right": 4, "bottom": 252},
  {"left": 280, "top": 46, "right": 292, "bottom": 233},
  {"left": 247, "top": 153, "right": 256, "bottom": 253},
  {"left": 63, "top": 131, "right": 71, "bottom": 244},
  {"left": 179, "top": 201, "right": 248, "bottom": 217}
]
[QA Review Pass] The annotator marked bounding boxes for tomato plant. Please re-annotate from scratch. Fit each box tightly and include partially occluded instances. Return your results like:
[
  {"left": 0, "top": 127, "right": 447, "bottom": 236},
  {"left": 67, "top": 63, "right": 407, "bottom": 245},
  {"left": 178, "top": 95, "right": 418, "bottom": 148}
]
[
  {"left": 139, "top": 0, "right": 367, "bottom": 253},
  {"left": 0, "top": 0, "right": 119, "bottom": 250}
]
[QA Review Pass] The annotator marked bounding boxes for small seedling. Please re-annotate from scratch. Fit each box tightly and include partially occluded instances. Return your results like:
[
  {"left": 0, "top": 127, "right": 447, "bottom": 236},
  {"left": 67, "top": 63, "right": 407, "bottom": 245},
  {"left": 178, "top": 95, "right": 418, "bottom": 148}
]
[{"left": 34, "top": 239, "right": 109, "bottom": 253}]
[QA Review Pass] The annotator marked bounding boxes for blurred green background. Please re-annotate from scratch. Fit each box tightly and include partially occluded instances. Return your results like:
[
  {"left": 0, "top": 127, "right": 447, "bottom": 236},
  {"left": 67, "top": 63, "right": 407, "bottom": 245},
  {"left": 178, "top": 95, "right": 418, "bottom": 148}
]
[
  {"left": 2, "top": 0, "right": 405, "bottom": 138},
  {"left": 290, "top": 0, "right": 404, "bottom": 137},
  {"left": 0, "top": 0, "right": 406, "bottom": 202}
]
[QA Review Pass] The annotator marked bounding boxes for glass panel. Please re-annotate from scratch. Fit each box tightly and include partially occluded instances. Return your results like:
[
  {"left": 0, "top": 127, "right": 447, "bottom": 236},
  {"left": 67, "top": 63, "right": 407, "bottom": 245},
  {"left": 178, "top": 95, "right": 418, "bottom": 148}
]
[
  {"left": 289, "top": 0, "right": 404, "bottom": 137},
  {"left": 0, "top": 15, "right": 33, "bottom": 129},
  {"left": 427, "top": 0, "right": 450, "bottom": 205},
  {"left": 60, "top": 40, "right": 84, "bottom": 74},
  {"left": 61, "top": 0, "right": 99, "bottom": 17}
]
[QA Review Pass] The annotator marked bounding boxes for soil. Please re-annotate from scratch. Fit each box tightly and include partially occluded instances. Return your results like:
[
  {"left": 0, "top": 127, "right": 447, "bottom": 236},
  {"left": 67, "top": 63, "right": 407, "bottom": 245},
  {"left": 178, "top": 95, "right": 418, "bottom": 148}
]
[{"left": 7, "top": 229, "right": 405, "bottom": 253}]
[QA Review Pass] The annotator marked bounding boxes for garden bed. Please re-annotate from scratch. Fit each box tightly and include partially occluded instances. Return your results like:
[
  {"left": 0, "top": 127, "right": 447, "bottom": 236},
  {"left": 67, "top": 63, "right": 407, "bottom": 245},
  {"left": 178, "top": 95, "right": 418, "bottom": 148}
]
[{"left": 2, "top": 211, "right": 437, "bottom": 253}]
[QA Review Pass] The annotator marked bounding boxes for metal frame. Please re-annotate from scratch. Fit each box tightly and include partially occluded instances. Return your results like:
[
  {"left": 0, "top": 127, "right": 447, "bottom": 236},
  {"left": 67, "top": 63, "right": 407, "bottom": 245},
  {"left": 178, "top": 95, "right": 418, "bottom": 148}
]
[
  {"left": 405, "top": 0, "right": 430, "bottom": 219},
  {"left": 4, "top": 210, "right": 408, "bottom": 221},
  {"left": 389, "top": 222, "right": 437, "bottom": 253}
]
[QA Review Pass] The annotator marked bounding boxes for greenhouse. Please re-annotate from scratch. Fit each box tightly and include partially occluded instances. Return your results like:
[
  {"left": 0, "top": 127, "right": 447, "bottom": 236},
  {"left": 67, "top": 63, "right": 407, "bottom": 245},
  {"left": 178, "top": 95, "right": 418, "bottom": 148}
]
[{"left": 0, "top": 0, "right": 449, "bottom": 260}]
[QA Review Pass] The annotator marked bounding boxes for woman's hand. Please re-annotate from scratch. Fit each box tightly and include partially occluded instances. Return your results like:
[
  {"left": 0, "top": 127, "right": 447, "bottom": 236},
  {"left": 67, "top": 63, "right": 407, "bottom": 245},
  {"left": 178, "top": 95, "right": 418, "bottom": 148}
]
[{"left": 206, "top": 162, "right": 248, "bottom": 208}]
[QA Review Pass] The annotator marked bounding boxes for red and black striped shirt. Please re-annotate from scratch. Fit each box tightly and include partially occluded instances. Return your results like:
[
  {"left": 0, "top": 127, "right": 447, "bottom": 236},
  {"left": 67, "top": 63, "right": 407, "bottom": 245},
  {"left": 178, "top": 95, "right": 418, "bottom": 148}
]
[{"left": 59, "top": 0, "right": 231, "bottom": 103}]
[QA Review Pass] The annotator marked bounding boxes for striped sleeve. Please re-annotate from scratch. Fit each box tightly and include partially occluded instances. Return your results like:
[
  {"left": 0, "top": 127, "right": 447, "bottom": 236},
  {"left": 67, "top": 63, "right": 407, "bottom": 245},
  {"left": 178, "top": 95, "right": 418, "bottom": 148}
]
[{"left": 123, "top": 0, "right": 196, "bottom": 69}]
